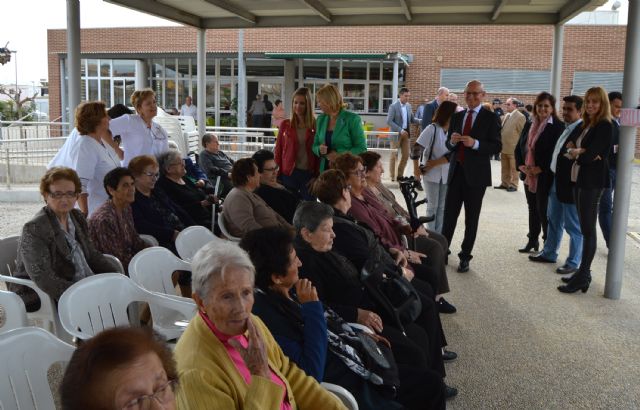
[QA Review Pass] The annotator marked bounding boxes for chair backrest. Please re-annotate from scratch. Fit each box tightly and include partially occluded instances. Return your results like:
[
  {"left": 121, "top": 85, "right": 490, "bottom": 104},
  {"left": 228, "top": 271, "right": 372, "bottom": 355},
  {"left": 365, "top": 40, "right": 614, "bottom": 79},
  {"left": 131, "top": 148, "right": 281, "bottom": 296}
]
[
  {"left": 0, "top": 327, "right": 75, "bottom": 409},
  {"left": 0, "top": 290, "right": 28, "bottom": 334},
  {"left": 140, "top": 234, "right": 159, "bottom": 247},
  {"left": 178, "top": 115, "right": 197, "bottom": 133},
  {"left": 153, "top": 116, "right": 189, "bottom": 155},
  {"left": 58, "top": 273, "right": 196, "bottom": 341},
  {"left": 218, "top": 212, "right": 242, "bottom": 242},
  {"left": 175, "top": 226, "right": 221, "bottom": 261},
  {"left": 128, "top": 247, "right": 191, "bottom": 297},
  {"left": 0, "top": 235, "right": 19, "bottom": 276},
  {"left": 321, "top": 382, "right": 359, "bottom": 410},
  {"left": 103, "top": 254, "right": 125, "bottom": 275}
]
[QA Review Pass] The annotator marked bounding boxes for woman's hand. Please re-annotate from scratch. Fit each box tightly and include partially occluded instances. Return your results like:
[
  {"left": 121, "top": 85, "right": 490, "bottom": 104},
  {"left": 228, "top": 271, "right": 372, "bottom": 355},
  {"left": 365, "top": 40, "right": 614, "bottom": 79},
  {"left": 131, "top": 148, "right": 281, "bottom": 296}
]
[
  {"left": 406, "top": 250, "right": 426, "bottom": 264},
  {"left": 530, "top": 166, "right": 542, "bottom": 176},
  {"left": 518, "top": 165, "right": 528, "bottom": 174},
  {"left": 295, "top": 279, "right": 319, "bottom": 303},
  {"left": 319, "top": 144, "right": 328, "bottom": 155},
  {"left": 357, "top": 309, "right": 383, "bottom": 333},
  {"left": 415, "top": 225, "right": 428, "bottom": 237},
  {"left": 326, "top": 152, "right": 337, "bottom": 162},
  {"left": 195, "top": 179, "right": 206, "bottom": 188},
  {"left": 228, "top": 318, "right": 271, "bottom": 379},
  {"left": 401, "top": 267, "right": 414, "bottom": 281},
  {"left": 389, "top": 247, "right": 408, "bottom": 267}
]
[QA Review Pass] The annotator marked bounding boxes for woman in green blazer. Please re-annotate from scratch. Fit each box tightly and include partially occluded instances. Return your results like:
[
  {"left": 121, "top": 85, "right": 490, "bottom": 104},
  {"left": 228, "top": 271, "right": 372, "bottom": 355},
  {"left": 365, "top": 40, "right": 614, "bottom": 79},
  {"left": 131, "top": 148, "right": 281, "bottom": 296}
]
[{"left": 313, "top": 84, "right": 367, "bottom": 171}]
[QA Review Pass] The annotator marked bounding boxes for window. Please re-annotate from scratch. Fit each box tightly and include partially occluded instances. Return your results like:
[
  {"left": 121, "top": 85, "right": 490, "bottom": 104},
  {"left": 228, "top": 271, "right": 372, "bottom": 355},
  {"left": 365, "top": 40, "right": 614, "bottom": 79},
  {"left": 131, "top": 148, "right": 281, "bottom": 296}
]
[
  {"left": 304, "top": 60, "right": 327, "bottom": 80},
  {"left": 572, "top": 71, "right": 622, "bottom": 95},
  {"left": 440, "top": 68, "right": 550, "bottom": 93},
  {"left": 101, "top": 79, "right": 111, "bottom": 106},
  {"left": 368, "top": 83, "right": 380, "bottom": 113},
  {"left": 343, "top": 83, "right": 365, "bottom": 111},
  {"left": 113, "top": 60, "right": 135, "bottom": 77},
  {"left": 342, "top": 61, "right": 367, "bottom": 80}
]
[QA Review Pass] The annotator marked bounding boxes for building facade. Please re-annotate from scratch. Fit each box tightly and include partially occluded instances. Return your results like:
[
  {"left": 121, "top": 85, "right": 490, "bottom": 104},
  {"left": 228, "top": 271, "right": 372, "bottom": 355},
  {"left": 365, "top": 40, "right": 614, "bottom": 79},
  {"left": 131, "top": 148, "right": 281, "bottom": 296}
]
[{"left": 47, "top": 24, "right": 639, "bottom": 156}]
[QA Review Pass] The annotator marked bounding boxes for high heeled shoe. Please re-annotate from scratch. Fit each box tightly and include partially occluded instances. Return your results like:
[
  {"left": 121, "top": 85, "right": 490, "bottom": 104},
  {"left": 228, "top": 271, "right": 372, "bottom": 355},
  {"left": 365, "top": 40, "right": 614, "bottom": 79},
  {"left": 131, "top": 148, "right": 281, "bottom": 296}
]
[
  {"left": 518, "top": 241, "right": 539, "bottom": 253},
  {"left": 558, "top": 276, "right": 590, "bottom": 293}
]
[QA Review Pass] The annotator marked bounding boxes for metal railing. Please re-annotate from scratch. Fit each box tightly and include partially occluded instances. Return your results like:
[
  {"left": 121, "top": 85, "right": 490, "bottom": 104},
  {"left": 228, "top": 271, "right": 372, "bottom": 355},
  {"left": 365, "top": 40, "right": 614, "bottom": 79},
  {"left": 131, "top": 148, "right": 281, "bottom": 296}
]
[
  {"left": 0, "top": 125, "right": 398, "bottom": 188},
  {"left": 0, "top": 121, "right": 71, "bottom": 141}
]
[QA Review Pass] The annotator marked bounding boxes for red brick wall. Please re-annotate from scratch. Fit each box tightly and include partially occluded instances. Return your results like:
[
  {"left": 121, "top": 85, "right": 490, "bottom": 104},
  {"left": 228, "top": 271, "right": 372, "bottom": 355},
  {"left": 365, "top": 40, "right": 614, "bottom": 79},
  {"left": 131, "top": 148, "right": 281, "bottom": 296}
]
[{"left": 47, "top": 25, "right": 640, "bottom": 156}]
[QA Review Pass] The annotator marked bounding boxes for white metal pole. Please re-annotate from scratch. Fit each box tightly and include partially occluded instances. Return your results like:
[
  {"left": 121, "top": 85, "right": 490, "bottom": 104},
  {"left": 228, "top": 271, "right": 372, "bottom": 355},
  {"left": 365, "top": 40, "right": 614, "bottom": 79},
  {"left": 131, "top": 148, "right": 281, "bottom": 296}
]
[
  {"left": 551, "top": 24, "right": 564, "bottom": 106},
  {"left": 604, "top": 0, "right": 640, "bottom": 299},
  {"left": 237, "top": 29, "right": 247, "bottom": 129},
  {"left": 197, "top": 28, "right": 207, "bottom": 136},
  {"left": 66, "top": 0, "right": 81, "bottom": 126},
  {"left": 392, "top": 58, "right": 399, "bottom": 103}
]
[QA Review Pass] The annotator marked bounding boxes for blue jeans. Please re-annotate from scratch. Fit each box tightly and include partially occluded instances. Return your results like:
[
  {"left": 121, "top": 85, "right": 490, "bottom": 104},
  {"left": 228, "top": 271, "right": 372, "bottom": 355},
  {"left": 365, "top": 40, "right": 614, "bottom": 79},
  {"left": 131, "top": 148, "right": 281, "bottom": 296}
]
[
  {"left": 423, "top": 179, "right": 447, "bottom": 233},
  {"left": 598, "top": 167, "right": 616, "bottom": 247},
  {"left": 540, "top": 180, "right": 583, "bottom": 269},
  {"left": 279, "top": 168, "right": 315, "bottom": 201}
]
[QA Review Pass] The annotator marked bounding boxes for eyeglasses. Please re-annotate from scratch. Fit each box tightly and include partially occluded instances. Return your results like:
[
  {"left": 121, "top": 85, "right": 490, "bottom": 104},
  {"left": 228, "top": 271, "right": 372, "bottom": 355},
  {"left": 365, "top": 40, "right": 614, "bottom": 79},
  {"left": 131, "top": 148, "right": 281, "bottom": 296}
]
[
  {"left": 349, "top": 168, "right": 366, "bottom": 178},
  {"left": 121, "top": 379, "right": 177, "bottom": 410},
  {"left": 346, "top": 184, "right": 352, "bottom": 191},
  {"left": 263, "top": 165, "right": 279, "bottom": 172},
  {"left": 47, "top": 191, "right": 78, "bottom": 199},
  {"left": 143, "top": 172, "right": 159, "bottom": 179}
]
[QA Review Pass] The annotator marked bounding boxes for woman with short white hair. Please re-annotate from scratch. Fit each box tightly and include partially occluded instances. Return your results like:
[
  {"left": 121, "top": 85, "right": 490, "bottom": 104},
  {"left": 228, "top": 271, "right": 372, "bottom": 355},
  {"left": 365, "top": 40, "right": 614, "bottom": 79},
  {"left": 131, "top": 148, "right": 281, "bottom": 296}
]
[{"left": 173, "top": 241, "right": 345, "bottom": 410}]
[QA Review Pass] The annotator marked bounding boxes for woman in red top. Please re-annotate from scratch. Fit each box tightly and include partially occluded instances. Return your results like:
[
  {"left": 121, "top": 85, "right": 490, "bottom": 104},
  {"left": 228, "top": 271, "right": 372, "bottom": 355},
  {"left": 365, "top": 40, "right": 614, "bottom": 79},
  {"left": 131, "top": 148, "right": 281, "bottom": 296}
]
[{"left": 274, "top": 87, "right": 319, "bottom": 200}]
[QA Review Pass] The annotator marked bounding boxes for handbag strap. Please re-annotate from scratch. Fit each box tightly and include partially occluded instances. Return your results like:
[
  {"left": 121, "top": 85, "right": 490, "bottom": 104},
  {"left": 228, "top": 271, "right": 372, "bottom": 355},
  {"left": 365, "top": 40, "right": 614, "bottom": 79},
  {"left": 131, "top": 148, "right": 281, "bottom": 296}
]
[{"left": 421, "top": 123, "right": 438, "bottom": 164}]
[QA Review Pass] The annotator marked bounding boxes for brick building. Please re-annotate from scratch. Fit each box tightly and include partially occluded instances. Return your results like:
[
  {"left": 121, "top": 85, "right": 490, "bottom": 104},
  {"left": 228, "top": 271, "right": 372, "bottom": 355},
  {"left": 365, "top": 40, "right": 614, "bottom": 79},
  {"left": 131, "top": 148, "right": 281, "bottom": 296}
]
[{"left": 47, "top": 24, "right": 639, "bottom": 156}]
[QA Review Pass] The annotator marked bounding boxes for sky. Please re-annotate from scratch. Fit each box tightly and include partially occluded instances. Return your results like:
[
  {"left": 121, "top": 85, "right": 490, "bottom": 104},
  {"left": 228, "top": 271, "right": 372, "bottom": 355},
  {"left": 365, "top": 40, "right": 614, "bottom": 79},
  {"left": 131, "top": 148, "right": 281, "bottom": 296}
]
[{"left": 0, "top": 0, "right": 630, "bottom": 87}]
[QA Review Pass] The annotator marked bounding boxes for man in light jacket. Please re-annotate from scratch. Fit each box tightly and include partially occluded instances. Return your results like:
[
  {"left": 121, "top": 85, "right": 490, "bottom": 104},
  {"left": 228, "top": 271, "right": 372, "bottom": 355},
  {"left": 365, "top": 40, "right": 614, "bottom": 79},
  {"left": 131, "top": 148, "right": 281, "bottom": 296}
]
[{"left": 387, "top": 87, "right": 420, "bottom": 181}]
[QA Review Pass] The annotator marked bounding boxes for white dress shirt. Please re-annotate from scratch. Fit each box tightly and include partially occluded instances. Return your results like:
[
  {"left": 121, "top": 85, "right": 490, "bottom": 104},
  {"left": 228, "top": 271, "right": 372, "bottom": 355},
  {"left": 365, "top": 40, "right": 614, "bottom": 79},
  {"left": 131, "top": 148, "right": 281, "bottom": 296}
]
[
  {"left": 401, "top": 103, "right": 408, "bottom": 129},
  {"left": 75, "top": 135, "right": 121, "bottom": 216},
  {"left": 550, "top": 119, "right": 583, "bottom": 173},
  {"left": 109, "top": 114, "right": 169, "bottom": 166},
  {"left": 180, "top": 104, "right": 198, "bottom": 120}
]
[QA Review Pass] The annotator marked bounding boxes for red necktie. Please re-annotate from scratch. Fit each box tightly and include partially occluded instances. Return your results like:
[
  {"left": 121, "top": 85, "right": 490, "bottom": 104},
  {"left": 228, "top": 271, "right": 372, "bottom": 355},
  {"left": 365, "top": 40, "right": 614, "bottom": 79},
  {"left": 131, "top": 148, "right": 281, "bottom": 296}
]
[{"left": 458, "top": 109, "right": 474, "bottom": 163}]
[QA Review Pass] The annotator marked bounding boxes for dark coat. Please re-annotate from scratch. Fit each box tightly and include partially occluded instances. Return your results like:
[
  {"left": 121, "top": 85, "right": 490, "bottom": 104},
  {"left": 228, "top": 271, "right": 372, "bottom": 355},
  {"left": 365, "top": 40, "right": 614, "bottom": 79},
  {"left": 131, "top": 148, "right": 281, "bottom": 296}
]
[
  {"left": 14, "top": 207, "right": 119, "bottom": 302},
  {"left": 553, "top": 125, "right": 584, "bottom": 204},
  {"left": 569, "top": 119, "right": 613, "bottom": 190},
  {"left": 445, "top": 107, "right": 502, "bottom": 187}
]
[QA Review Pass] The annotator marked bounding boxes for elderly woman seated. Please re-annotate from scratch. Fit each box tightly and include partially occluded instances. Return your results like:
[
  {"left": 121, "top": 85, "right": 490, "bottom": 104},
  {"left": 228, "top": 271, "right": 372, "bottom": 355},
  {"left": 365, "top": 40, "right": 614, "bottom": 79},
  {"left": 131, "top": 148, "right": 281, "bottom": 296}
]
[
  {"left": 173, "top": 240, "right": 346, "bottom": 409},
  {"left": 12, "top": 167, "right": 120, "bottom": 307},
  {"left": 331, "top": 153, "right": 446, "bottom": 309},
  {"left": 241, "top": 226, "right": 405, "bottom": 410},
  {"left": 61, "top": 327, "right": 178, "bottom": 410},
  {"left": 156, "top": 150, "right": 216, "bottom": 229},
  {"left": 293, "top": 200, "right": 456, "bottom": 405},
  {"left": 222, "top": 158, "right": 292, "bottom": 238},
  {"left": 359, "top": 151, "right": 456, "bottom": 314},
  {"left": 252, "top": 149, "right": 301, "bottom": 223},
  {"left": 88, "top": 167, "right": 149, "bottom": 275},
  {"left": 128, "top": 155, "right": 195, "bottom": 252}
]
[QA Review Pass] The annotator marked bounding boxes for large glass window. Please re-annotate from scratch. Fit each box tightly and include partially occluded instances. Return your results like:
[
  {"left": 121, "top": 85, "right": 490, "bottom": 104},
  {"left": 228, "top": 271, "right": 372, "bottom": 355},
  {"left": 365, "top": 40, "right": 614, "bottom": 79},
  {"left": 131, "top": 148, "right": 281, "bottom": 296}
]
[
  {"left": 87, "top": 59, "right": 98, "bottom": 77},
  {"left": 368, "top": 83, "right": 380, "bottom": 113},
  {"left": 304, "top": 60, "right": 327, "bottom": 80},
  {"left": 343, "top": 83, "right": 365, "bottom": 111},
  {"left": 101, "top": 79, "right": 111, "bottom": 106},
  {"left": 342, "top": 61, "right": 367, "bottom": 80},
  {"left": 88, "top": 79, "right": 99, "bottom": 101},
  {"left": 177, "top": 58, "right": 190, "bottom": 78},
  {"left": 113, "top": 60, "right": 135, "bottom": 77}
]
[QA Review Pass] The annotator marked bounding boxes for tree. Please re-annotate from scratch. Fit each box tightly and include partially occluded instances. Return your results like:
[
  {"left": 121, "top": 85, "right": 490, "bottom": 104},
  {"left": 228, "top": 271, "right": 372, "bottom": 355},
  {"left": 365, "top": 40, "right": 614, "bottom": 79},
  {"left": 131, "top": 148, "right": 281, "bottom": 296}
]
[{"left": 0, "top": 84, "right": 38, "bottom": 119}]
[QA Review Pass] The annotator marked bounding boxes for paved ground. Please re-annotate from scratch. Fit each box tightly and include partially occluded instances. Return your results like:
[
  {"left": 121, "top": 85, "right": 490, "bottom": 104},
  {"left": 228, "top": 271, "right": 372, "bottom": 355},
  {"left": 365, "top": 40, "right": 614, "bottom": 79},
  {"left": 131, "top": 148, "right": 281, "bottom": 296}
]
[{"left": 1, "top": 161, "right": 639, "bottom": 409}]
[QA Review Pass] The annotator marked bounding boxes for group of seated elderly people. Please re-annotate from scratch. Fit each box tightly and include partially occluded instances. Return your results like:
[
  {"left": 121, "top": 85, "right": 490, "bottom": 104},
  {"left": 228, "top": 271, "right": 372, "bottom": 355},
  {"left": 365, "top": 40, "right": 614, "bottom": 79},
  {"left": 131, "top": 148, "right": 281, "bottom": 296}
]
[{"left": 14, "top": 141, "right": 460, "bottom": 408}]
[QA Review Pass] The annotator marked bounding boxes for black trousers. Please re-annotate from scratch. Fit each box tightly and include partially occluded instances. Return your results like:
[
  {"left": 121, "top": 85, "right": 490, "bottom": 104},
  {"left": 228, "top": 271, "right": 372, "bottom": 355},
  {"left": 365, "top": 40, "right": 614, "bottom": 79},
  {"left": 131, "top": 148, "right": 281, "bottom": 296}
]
[
  {"left": 524, "top": 186, "right": 547, "bottom": 243},
  {"left": 441, "top": 165, "right": 487, "bottom": 260},
  {"left": 574, "top": 187, "right": 603, "bottom": 278},
  {"left": 409, "top": 230, "right": 450, "bottom": 294}
]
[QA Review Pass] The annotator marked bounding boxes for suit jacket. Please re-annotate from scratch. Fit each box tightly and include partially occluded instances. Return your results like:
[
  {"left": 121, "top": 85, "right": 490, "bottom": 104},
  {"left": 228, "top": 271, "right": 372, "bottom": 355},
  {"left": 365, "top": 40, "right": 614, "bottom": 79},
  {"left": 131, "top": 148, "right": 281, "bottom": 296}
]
[
  {"left": 313, "top": 109, "right": 367, "bottom": 172},
  {"left": 387, "top": 100, "right": 419, "bottom": 133},
  {"left": 500, "top": 109, "right": 526, "bottom": 155},
  {"left": 608, "top": 120, "right": 620, "bottom": 169},
  {"left": 445, "top": 107, "right": 502, "bottom": 186},
  {"left": 420, "top": 99, "right": 439, "bottom": 130},
  {"left": 515, "top": 117, "right": 565, "bottom": 194},
  {"left": 554, "top": 126, "right": 584, "bottom": 204},
  {"left": 14, "top": 207, "right": 119, "bottom": 302},
  {"left": 569, "top": 120, "right": 613, "bottom": 190}
]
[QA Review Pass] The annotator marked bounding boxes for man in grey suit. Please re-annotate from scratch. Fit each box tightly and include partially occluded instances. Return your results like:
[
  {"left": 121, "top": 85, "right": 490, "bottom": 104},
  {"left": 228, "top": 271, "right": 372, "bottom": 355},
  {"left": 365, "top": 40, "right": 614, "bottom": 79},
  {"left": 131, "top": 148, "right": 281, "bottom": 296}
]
[{"left": 387, "top": 87, "right": 420, "bottom": 181}]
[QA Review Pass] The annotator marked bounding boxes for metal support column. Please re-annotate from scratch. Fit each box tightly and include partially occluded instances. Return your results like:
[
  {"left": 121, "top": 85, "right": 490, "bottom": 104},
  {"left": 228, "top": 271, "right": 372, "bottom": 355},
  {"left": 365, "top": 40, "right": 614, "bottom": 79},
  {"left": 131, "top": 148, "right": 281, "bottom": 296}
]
[
  {"left": 237, "top": 29, "right": 247, "bottom": 129},
  {"left": 135, "top": 60, "right": 148, "bottom": 90},
  {"left": 60, "top": 58, "right": 68, "bottom": 131},
  {"left": 605, "top": 0, "right": 640, "bottom": 299},
  {"left": 283, "top": 60, "right": 296, "bottom": 115},
  {"left": 215, "top": 58, "right": 221, "bottom": 127},
  {"left": 392, "top": 58, "right": 399, "bottom": 103},
  {"left": 197, "top": 28, "right": 206, "bottom": 136},
  {"left": 66, "top": 0, "right": 81, "bottom": 126},
  {"left": 551, "top": 24, "right": 564, "bottom": 106}
]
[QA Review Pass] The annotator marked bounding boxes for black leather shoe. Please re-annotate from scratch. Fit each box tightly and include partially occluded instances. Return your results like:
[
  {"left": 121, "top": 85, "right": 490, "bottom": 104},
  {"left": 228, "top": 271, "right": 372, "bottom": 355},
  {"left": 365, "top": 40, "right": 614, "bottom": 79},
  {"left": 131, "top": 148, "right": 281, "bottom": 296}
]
[
  {"left": 519, "top": 241, "right": 539, "bottom": 253},
  {"left": 494, "top": 185, "right": 507, "bottom": 189},
  {"left": 457, "top": 259, "right": 469, "bottom": 273},
  {"left": 442, "top": 350, "right": 458, "bottom": 362},
  {"left": 556, "top": 265, "right": 578, "bottom": 275},
  {"left": 561, "top": 274, "right": 575, "bottom": 283},
  {"left": 437, "top": 298, "right": 457, "bottom": 314},
  {"left": 445, "top": 385, "right": 458, "bottom": 400},
  {"left": 528, "top": 254, "right": 555, "bottom": 263},
  {"left": 558, "top": 277, "right": 590, "bottom": 293}
]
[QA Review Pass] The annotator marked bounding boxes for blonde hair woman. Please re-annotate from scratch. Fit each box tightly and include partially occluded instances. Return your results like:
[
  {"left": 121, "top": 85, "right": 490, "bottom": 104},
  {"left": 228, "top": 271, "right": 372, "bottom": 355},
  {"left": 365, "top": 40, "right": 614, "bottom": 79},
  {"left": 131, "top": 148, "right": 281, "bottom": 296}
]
[
  {"left": 109, "top": 88, "right": 170, "bottom": 166},
  {"left": 558, "top": 86, "right": 612, "bottom": 294},
  {"left": 312, "top": 84, "right": 367, "bottom": 172},
  {"left": 274, "top": 87, "right": 319, "bottom": 200}
]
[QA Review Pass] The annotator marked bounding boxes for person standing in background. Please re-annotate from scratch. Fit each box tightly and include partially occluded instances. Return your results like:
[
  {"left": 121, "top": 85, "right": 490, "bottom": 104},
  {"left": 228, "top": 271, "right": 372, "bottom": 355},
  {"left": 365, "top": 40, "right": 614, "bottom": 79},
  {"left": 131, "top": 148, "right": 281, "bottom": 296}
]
[
  {"left": 387, "top": 87, "right": 421, "bottom": 181},
  {"left": 598, "top": 91, "right": 622, "bottom": 248},
  {"left": 180, "top": 96, "right": 198, "bottom": 121},
  {"left": 495, "top": 98, "right": 526, "bottom": 192}
]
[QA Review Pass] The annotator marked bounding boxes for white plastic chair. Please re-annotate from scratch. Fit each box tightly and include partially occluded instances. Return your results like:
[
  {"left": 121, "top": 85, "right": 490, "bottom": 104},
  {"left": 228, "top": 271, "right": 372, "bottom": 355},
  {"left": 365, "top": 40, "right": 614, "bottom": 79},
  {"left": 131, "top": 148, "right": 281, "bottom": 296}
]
[
  {"left": 175, "top": 226, "right": 226, "bottom": 261},
  {"left": 0, "top": 235, "right": 19, "bottom": 276},
  {"left": 0, "top": 327, "right": 75, "bottom": 410},
  {"left": 103, "top": 254, "right": 125, "bottom": 275},
  {"left": 218, "top": 212, "right": 242, "bottom": 242},
  {"left": 140, "top": 234, "right": 159, "bottom": 247},
  {"left": 0, "top": 290, "right": 28, "bottom": 334},
  {"left": 58, "top": 273, "right": 196, "bottom": 341},
  {"left": 0, "top": 274, "right": 65, "bottom": 339},
  {"left": 128, "top": 246, "right": 192, "bottom": 299},
  {"left": 322, "top": 382, "right": 359, "bottom": 410}
]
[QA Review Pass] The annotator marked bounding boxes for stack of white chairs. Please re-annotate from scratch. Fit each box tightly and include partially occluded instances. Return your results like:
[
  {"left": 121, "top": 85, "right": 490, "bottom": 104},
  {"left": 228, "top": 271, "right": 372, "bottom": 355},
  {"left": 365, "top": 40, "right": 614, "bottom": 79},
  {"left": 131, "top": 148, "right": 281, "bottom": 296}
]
[{"left": 58, "top": 273, "right": 196, "bottom": 341}]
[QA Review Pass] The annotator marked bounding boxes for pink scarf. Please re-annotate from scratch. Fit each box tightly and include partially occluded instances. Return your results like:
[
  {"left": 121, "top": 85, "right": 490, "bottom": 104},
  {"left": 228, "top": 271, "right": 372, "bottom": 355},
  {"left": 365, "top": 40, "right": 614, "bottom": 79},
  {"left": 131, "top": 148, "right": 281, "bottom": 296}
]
[{"left": 525, "top": 117, "right": 549, "bottom": 193}]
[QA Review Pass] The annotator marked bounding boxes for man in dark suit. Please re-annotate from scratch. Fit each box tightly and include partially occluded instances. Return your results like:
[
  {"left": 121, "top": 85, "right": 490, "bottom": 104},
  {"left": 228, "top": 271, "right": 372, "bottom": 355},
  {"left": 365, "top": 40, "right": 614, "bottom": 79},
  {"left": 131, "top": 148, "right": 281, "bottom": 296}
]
[
  {"left": 598, "top": 91, "right": 622, "bottom": 248},
  {"left": 441, "top": 80, "right": 502, "bottom": 272}
]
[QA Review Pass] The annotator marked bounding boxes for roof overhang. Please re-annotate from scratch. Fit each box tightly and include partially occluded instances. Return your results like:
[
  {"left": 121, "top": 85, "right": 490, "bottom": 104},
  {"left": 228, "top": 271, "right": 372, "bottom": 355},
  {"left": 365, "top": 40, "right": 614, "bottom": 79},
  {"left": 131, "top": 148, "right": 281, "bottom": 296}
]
[{"left": 104, "top": 0, "right": 608, "bottom": 29}]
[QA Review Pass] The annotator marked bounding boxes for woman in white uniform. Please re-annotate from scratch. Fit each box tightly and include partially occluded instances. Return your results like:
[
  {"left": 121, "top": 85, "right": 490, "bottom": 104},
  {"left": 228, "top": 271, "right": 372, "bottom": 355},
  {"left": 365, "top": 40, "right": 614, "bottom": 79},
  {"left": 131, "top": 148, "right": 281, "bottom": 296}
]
[
  {"left": 109, "top": 88, "right": 169, "bottom": 166},
  {"left": 74, "top": 101, "right": 121, "bottom": 216}
]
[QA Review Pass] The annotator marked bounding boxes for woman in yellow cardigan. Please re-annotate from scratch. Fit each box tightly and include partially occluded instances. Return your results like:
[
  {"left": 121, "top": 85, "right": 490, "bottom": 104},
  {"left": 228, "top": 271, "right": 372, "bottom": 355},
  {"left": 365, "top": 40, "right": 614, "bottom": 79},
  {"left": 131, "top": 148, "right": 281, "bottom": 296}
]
[
  {"left": 174, "top": 240, "right": 345, "bottom": 410},
  {"left": 313, "top": 84, "right": 367, "bottom": 172}
]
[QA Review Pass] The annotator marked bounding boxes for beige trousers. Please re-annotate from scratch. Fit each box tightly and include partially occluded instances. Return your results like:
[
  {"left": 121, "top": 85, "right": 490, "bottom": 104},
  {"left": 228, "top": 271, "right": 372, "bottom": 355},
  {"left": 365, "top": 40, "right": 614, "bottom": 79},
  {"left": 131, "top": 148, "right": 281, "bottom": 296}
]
[
  {"left": 500, "top": 153, "right": 519, "bottom": 189},
  {"left": 389, "top": 131, "right": 410, "bottom": 180}
]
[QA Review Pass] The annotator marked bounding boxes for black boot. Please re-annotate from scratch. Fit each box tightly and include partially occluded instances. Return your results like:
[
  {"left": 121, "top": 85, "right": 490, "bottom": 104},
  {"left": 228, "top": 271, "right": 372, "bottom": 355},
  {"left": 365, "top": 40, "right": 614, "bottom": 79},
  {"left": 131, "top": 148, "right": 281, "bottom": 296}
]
[
  {"left": 518, "top": 240, "right": 539, "bottom": 253},
  {"left": 558, "top": 271, "right": 591, "bottom": 294}
]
